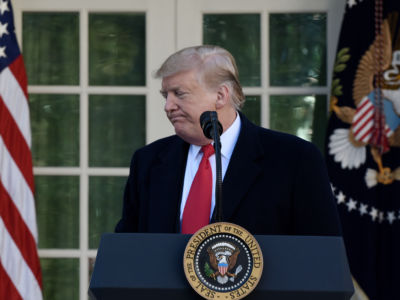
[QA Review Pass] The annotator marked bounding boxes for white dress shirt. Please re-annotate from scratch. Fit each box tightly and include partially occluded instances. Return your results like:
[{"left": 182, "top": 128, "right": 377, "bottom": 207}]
[{"left": 179, "top": 113, "right": 241, "bottom": 221}]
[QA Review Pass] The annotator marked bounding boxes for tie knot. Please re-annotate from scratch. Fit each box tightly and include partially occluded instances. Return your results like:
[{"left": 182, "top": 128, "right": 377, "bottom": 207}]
[{"left": 201, "top": 144, "right": 215, "bottom": 159}]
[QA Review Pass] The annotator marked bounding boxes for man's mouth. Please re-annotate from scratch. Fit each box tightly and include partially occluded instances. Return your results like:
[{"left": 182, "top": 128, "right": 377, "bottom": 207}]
[{"left": 169, "top": 115, "right": 185, "bottom": 123}]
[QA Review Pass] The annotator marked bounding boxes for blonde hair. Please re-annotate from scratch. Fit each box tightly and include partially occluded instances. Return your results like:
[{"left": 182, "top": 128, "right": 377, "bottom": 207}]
[{"left": 154, "top": 45, "right": 245, "bottom": 110}]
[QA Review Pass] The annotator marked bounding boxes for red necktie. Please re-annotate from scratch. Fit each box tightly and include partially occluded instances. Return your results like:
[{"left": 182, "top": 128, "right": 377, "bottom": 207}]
[{"left": 181, "top": 144, "right": 215, "bottom": 234}]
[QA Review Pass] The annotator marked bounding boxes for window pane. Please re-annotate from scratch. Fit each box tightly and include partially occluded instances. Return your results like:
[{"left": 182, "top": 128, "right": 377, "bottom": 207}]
[
  {"left": 270, "top": 13, "right": 326, "bottom": 86},
  {"left": 36, "top": 176, "right": 79, "bottom": 249},
  {"left": 89, "top": 176, "right": 125, "bottom": 249},
  {"left": 89, "top": 95, "right": 146, "bottom": 167},
  {"left": 270, "top": 95, "right": 327, "bottom": 152},
  {"left": 242, "top": 95, "right": 261, "bottom": 126},
  {"left": 89, "top": 13, "right": 146, "bottom": 86},
  {"left": 41, "top": 258, "right": 79, "bottom": 300},
  {"left": 23, "top": 13, "right": 79, "bottom": 85},
  {"left": 30, "top": 94, "right": 79, "bottom": 167},
  {"left": 203, "top": 14, "right": 261, "bottom": 86}
]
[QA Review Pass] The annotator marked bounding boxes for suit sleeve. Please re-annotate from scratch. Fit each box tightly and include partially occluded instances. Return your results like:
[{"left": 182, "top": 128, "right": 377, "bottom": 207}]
[
  {"left": 115, "top": 152, "right": 141, "bottom": 233},
  {"left": 292, "top": 142, "right": 342, "bottom": 236}
]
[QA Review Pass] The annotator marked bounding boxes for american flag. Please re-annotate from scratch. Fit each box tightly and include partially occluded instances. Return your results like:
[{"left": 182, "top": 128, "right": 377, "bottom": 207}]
[{"left": 0, "top": 0, "right": 43, "bottom": 299}]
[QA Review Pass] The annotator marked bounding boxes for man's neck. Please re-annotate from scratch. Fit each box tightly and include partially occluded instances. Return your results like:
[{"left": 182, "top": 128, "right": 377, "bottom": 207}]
[{"left": 219, "top": 108, "right": 238, "bottom": 134}]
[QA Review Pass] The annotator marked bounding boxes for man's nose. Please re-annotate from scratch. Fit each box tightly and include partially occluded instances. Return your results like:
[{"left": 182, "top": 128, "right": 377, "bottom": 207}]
[{"left": 164, "top": 94, "right": 177, "bottom": 112}]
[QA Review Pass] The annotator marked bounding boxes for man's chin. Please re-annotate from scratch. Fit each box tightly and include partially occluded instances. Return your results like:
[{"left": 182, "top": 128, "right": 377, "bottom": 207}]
[
  {"left": 174, "top": 129, "right": 191, "bottom": 143},
  {"left": 175, "top": 129, "right": 210, "bottom": 146}
]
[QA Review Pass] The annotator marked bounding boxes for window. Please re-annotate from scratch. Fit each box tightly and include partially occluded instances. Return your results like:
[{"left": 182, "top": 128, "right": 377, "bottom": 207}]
[{"left": 177, "top": 0, "right": 344, "bottom": 152}]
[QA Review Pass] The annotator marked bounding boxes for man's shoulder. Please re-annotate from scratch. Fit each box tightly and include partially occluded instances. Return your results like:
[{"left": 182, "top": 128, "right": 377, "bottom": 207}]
[
  {"left": 135, "top": 135, "right": 183, "bottom": 156},
  {"left": 128, "top": 135, "right": 185, "bottom": 169},
  {"left": 242, "top": 115, "right": 315, "bottom": 150},
  {"left": 260, "top": 126, "right": 313, "bottom": 148},
  {"left": 240, "top": 115, "right": 321, "bottom": 160},
  {"left": 142, "top": 134, "right": 181, "bottom": 149}
]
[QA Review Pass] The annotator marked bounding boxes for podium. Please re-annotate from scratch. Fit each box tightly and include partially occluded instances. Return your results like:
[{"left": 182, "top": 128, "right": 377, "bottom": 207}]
[{"left": 89, "top": 233, "right": 354, "bottom": 300}]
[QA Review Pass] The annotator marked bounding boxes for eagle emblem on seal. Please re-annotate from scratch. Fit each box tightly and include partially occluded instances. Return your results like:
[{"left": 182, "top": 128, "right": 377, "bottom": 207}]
[
  {"left": 183, "top": 223, "right": 263, "bottom": 299},
  {"left": 206, "top": 242, "right": 242, "bottom": 284}
]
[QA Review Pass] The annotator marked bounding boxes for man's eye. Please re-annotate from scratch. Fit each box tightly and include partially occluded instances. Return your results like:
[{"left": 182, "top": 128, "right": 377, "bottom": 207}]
[{"left": 175, "top": 91, "right": 186, "bottom": 98}]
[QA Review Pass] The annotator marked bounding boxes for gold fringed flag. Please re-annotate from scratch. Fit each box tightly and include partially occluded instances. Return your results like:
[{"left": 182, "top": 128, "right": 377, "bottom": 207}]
[{"left": 326, "top": 0, "right": 400, "bottom": 299}]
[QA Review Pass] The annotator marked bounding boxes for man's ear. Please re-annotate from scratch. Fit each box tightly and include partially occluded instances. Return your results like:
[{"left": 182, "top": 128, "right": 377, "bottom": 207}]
[{"left": 215, "top": 84, "right": 230, "bottom": 109}]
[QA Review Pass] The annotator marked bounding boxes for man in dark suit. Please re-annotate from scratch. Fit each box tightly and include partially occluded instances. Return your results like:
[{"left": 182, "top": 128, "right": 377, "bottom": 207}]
[{"left": 115, "top": 45, "right": 341, "bottom": 236}]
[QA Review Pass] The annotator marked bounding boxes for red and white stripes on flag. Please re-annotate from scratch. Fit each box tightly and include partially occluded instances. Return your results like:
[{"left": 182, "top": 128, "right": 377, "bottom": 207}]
[
  {"left": 0, "top": 58, "right": 43, "bottom": 300},
  {"left": 351, "top": 96, "right": 392, "bottom": 143},
  {"left": 0, "top": 0, "right": 43, "bottom": 299}
]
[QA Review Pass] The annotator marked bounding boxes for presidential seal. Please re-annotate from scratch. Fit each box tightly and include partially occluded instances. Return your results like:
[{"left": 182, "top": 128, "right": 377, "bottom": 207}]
[{"left": 183, "top": 222, "right": 263, "bottom": 300}]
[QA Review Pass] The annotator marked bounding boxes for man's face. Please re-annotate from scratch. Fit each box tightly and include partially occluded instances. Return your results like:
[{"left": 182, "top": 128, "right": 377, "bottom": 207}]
[{"left": 161, "top": 69, "right": 217, "bottom": 145}]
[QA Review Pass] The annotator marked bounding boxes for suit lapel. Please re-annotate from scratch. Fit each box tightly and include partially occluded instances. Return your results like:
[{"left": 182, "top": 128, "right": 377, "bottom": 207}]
[
  {"left": 221, "top": 114, "right": 264, "bottom": 221},
  {"left": 148, "top": 137, "right": 189, "bottom": 232}
]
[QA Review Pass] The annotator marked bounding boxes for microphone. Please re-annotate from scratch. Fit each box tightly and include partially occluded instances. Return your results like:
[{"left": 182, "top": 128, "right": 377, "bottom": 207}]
[
  {"left": 200, "top": 111, "right": 222, "bottom": 140},
  {"left": 199, "top": 111, "right": 223, "bottom": 222}
]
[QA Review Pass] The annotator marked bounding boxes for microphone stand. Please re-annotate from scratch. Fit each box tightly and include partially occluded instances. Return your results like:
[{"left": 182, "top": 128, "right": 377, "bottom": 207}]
[{"left": 211, "top": 116, "right": 223, "bottom": 223}]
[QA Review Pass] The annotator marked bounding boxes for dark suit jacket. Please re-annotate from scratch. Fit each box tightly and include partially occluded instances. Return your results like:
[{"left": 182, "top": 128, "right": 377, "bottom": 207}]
[{"left": 115, "top": 113, "right": 341, "bottom": 236}]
